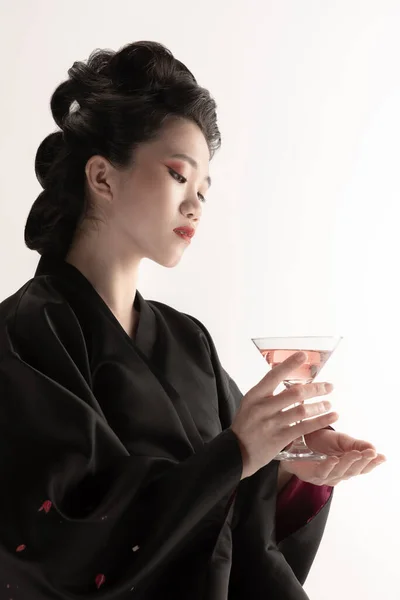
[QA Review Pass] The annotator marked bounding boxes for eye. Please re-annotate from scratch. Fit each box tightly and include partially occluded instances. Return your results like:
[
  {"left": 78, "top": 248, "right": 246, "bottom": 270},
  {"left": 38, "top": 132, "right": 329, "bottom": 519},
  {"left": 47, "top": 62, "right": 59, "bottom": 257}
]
[
  {"left": 168, "top": 168, "right": 207, "bottom": 203},
  {"left": 168, "top": 168, "right": 187, "bottom": 185}
]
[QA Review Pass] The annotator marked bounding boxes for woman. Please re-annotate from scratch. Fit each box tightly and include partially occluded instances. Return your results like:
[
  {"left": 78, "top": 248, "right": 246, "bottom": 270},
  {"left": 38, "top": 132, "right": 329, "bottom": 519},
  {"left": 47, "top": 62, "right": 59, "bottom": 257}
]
[{"left": 0, "top": 41, "right": 385, "bottom": 599}]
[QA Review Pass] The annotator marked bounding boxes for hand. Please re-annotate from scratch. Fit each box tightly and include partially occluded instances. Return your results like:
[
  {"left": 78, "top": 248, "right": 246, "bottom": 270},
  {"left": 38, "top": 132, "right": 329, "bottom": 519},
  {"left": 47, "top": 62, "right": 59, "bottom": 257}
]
[
  {"left": 280, "top": 428, "right": 387, "bottom": 486},
  {"left": 231, "top": 352, "right": 338, "bottom": 480}
]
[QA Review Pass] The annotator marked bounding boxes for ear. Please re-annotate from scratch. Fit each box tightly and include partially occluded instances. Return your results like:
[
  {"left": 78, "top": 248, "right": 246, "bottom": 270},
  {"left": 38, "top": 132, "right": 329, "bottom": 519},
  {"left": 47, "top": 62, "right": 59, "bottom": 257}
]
[{"left": 85, "top": 155, "right": 117, "bottom": 204}]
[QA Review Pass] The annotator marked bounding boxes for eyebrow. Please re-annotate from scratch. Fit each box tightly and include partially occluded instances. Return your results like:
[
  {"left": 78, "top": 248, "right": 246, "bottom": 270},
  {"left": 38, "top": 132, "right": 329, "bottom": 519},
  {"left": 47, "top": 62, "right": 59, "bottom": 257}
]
[{"left": 170, "top": 153, "right": 212, "bottom": 188}]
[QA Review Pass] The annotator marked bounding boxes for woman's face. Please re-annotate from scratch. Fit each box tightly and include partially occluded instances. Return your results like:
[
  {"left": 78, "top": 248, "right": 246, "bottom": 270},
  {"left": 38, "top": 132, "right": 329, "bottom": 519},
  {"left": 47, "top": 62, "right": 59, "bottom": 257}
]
[{"left": 84, "top": 118, "right": 212, "bottom": 268}]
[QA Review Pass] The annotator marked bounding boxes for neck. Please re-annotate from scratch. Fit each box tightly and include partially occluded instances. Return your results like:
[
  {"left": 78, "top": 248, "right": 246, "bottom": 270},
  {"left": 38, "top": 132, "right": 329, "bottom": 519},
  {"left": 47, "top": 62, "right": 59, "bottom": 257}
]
[{"left": 65, "top": 235, "right": 141, "bottom": 337}]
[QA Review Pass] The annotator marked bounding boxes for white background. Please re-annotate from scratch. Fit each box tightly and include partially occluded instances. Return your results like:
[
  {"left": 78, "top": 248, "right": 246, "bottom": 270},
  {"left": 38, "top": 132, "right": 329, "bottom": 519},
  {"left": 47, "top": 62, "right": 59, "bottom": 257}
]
[{"left": 1, "top": 1, "right": 398, "bottom": 597}]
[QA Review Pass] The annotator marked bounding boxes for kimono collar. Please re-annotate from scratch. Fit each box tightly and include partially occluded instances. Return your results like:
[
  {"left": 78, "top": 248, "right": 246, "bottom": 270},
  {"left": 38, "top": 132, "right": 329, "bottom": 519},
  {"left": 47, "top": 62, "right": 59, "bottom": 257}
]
[{"left": 34, "top": 253, "right": 157, "bottom": 358}]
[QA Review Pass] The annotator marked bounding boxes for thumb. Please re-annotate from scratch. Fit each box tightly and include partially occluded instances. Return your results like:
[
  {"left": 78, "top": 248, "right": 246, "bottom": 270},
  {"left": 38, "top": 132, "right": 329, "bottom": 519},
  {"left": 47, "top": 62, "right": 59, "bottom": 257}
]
[
  {"left": 352, "top": 438, "right": 377, "bottom": 453},
  {"left": 335, "top": 432, "right": 376, "bottom": 453}
]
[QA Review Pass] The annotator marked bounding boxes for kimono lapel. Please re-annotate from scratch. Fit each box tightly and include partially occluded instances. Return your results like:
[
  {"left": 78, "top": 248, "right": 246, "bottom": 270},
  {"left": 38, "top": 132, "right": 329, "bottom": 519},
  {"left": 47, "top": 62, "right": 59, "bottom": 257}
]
[{"left": 35, "top": 255, "right": 206, "bottom": 454}]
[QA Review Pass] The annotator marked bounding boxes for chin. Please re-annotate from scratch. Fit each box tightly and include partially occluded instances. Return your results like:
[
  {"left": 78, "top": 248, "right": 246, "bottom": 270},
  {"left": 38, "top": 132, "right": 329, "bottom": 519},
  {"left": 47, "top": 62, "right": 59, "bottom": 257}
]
[{"left": 153, "top": 252, "right": 183, "bottom": 269}]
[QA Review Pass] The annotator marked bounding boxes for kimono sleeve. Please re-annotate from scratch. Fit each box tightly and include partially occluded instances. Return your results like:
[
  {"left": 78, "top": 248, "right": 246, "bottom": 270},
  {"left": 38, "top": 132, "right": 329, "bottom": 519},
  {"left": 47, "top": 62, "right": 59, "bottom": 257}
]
[
  {"left": 0, "top": 295, "right": 243, "bottom": 597},
  {"left": 185, "top": 314, "right": 333, "bottom": 597}
]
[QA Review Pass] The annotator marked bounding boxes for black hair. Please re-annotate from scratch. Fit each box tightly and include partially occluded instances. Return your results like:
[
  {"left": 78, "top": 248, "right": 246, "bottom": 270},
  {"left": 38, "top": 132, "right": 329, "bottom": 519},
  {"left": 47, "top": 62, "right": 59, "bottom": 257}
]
[{"left": 24, "top": 41, "right": 221, "bottom": 257}]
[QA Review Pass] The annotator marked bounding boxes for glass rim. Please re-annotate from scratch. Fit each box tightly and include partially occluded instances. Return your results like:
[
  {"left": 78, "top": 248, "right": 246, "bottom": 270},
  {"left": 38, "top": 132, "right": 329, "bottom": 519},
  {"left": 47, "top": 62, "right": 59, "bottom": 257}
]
[
  {"left": 251, "top": 336, "right": 343, "bottom": 340},
  {"left": 251, "top": 336, "right": 343, "bottom": 352}
]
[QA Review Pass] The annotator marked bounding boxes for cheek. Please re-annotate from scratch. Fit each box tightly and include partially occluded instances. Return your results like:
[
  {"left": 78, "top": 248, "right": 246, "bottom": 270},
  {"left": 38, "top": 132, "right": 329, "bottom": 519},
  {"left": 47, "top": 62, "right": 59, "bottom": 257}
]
[
  {"left": 115, "top": 179, "right": 150, "bottom": 219},
  {"left": 114, "top": 191, "right": 159, "bottom": 242},
  {"left": 113, "top": 171, "right": 179, "bottom": 236}
]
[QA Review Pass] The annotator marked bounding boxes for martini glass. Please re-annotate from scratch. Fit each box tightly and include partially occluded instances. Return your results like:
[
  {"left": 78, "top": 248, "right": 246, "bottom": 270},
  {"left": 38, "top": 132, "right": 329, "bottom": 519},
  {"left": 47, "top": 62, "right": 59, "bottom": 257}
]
[{"left": 251, "top": 336, "right": 342, "bottom": 461}]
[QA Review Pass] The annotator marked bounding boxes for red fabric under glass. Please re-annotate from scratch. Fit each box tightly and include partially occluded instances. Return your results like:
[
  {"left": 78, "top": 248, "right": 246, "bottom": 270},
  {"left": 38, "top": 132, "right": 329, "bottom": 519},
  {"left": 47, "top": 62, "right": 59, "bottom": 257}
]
[{"left": 275, "top": 476, "right": 332, "bottom": 543}]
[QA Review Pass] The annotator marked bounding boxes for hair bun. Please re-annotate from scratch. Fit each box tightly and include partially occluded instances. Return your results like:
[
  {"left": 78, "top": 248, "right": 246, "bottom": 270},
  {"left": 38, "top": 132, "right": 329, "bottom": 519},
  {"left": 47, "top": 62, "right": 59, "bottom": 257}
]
[
  {"left": 50, "top": 79, "right": 81, "bottom": 130},
  {"left": 109, "top": 41, "right": 195, "bottom": 94},
  {"left": 34, "top": 131, "right": 65, "bottom": 189}
]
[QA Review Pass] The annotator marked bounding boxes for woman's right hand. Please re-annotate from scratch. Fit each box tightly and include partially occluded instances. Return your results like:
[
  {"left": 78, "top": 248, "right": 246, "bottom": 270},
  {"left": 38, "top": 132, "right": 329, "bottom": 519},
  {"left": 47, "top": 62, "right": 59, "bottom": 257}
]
[{"left": 230, "top": 351, "right": 339, "bottom": 480}]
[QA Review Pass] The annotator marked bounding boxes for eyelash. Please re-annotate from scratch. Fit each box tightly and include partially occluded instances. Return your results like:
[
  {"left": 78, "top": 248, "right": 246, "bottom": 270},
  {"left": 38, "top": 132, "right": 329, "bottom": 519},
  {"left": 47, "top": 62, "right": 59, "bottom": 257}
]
[{"left": 168, "top": 168, "right": 206, "bottom": 203}]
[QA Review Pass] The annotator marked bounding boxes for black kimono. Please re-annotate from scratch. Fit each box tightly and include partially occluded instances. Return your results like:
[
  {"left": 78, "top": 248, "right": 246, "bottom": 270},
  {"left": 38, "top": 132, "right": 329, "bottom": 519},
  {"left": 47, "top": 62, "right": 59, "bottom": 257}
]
[{"left": 0, "top": 254, "right": 333, "bottom": 599}]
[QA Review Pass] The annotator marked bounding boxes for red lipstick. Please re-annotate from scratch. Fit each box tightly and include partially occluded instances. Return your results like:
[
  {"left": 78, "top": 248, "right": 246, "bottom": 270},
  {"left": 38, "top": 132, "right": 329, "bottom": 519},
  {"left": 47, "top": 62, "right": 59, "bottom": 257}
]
[{"left": 173, "top": 226, "right": 195, "bottom": 243}]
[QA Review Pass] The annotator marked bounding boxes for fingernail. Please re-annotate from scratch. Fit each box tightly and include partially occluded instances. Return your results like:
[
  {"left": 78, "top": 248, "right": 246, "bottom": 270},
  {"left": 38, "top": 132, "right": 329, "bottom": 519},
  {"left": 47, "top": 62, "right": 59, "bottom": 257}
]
[{"left": 296, "top": 351, "right": 307, "bottom": 362}]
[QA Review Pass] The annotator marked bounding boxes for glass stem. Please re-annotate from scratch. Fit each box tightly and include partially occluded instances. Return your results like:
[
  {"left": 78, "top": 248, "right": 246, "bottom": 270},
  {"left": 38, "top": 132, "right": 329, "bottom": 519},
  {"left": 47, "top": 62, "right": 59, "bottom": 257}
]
[{"left": 288, "top": 434, "right": 309, "bottom": 452}]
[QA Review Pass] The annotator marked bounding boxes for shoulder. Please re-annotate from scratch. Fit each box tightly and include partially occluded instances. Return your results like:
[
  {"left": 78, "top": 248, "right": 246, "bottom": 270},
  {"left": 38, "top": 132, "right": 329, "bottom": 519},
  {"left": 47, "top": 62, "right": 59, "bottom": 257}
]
[
  {"left": 1, "top": 275, "right": 76, "bottom": 332},
  {"left": 0, "top": 278, "right": 37, "bottom": 360},
  {"left": 1, "top": 275, "right": 67, "bottom": 319},
  {"left": 0, "top": 275, "right": 87, "bottom": 370},
  {"left": 0, "top": 279, "right": 34, "bottom": 323}
]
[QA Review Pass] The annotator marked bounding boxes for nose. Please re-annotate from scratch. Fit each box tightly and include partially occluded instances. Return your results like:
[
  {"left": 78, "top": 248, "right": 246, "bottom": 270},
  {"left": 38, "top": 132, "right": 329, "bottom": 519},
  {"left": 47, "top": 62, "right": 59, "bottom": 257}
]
[{"left": 182, "top": 195, "right": 202, "bottom": 221}]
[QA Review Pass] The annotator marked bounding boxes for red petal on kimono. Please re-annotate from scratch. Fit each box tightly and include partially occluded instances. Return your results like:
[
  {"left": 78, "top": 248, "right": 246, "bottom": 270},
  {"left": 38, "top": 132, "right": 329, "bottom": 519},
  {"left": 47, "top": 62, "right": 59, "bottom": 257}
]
[
  {"left": 95, "top": 574, "right": 106, "bottom": 589},
  {"left": 38, "top": 500, "right": 52, "bottom": 513},
  {"left": 16, "top": 544, "right": 26, "bottom": 552}
]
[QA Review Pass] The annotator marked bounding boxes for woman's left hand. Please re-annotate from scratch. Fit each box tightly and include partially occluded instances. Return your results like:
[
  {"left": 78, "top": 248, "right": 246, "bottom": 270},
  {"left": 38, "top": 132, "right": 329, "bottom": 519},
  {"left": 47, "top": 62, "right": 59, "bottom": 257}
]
[{"left": 280, "top": 428, "right": 387, "bottom": 486}]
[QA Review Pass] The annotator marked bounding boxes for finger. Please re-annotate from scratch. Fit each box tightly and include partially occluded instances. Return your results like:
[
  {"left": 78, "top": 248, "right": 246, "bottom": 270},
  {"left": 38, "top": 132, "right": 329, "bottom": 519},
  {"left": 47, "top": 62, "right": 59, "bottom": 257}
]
[
  {"left": 346, "top": 449, "right": 378, "bottom": 475},
  {"left": 329, "top": 453, "right": 386, "bottom": 484},
  {"left": 330, "top": 432, "right": 377, "bottom": 454},
  {"left": 278, "top": 399, "right": 332, "bottom": 427},
  {"left": 344, "top": 448, "right": 377, "bottom": 475},
  {"left": 352, "top": 439, "right": 377, "bottom": 453},
  {"left": 270, "top": 381, "right": 334, "bottom": 414},
  {"left": 342, "top": 457, "right": 374, "bottom": 478},
  {"left": 309, "top": 456, "right": 340, "bottom": 482},
  {"left": 360, "top": 454, "right": 386, "bottom": 475},
  {"left": 325, "top": 452, "right": 364, "bottom": 480},
  {"left": 290, "top": 411, "right": 339, "bottom": 438},
  {"left": 253, "top": 351, "right": 309, "bottom": 397},
  {"left": 360, "top": 448, "right": 378, "bottom": 459}
]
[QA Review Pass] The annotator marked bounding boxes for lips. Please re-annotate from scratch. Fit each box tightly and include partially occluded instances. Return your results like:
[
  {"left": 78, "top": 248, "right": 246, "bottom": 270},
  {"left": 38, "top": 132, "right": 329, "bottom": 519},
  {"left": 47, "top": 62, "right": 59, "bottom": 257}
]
[{"left": 173, "top": 226, "right": 195, "bottom": 238}]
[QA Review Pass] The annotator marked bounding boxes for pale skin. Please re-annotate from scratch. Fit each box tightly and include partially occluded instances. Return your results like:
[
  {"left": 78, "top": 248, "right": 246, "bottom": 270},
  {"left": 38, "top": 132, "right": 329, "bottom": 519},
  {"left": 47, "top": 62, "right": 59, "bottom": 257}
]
[
  {"left": 65, "top": 116, "right": 386, "bottom": 492},
  {"left": 277, "top": 428, "right": 386, "bottom": 492},
  {"left": 66, "top": 117, "right": 210, "bottom": 338}
]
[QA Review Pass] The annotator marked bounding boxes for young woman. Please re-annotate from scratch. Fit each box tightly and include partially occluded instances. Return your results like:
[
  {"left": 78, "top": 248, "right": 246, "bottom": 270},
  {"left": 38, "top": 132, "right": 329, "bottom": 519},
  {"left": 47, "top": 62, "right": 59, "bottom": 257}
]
[{"left": 0, "top": 41, "right": 384, "bottom": 599}]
